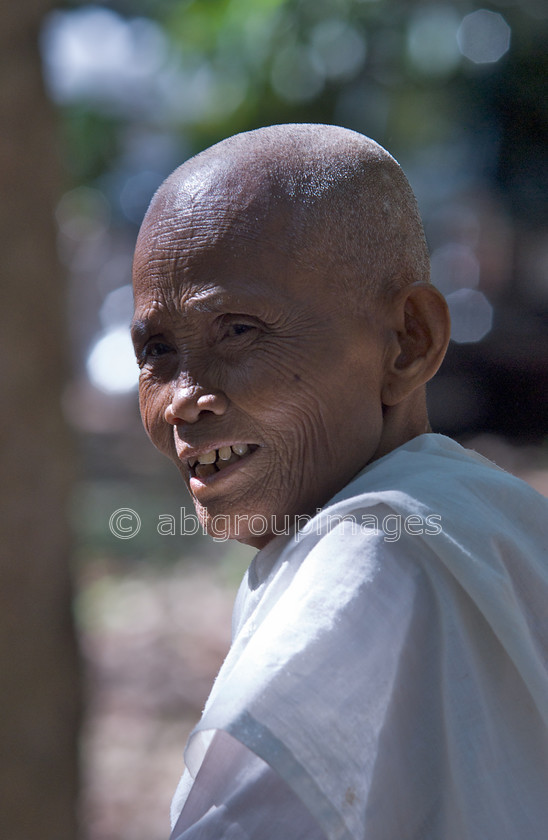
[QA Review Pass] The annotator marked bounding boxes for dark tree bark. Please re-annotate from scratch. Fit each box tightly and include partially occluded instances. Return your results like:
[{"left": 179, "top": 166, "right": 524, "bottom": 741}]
[{"left": 0, "top": 3, "right": 81, "bottom": 838}]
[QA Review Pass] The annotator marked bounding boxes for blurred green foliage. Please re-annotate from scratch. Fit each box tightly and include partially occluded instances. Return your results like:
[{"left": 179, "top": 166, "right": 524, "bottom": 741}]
[{"left": 55, "top": 0, "right": 546, "bottom": 188}]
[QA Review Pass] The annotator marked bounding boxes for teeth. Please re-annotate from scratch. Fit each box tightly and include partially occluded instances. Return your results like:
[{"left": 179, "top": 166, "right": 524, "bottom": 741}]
[
  {"left": 217, "top": 453, "right": 240, "bottom": 470},
  {"left": 190, "top": 443, "right": 252, "bottom": 472},
  {"left": 195, "top": 463, "right": 217, "bottom": 478},
  {"left": 197, "top": 449, "right": 216, "bottom": 464},
  {"left": 232, "top": 443, "right": 249, "bottom": 456}
]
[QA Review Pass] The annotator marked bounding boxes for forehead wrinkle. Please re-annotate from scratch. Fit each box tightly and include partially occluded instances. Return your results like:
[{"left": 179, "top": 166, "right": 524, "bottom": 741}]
[
  {"left": 154, "top": 164, "right": 296, "bottom": 250},
  {"left": 145, "top": 210, "right": 270, "bottom": 295},
  {"left": 138, "top": 207, "right": 341, "bottom": 320},
  {"left": 140, "top": 170, "right": 334, "bottom": 308}
]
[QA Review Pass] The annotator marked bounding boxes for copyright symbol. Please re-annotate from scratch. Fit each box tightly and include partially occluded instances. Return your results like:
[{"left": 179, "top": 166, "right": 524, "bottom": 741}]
[{"left": 109, "top": 508, "right": 141, "bottom": 540}]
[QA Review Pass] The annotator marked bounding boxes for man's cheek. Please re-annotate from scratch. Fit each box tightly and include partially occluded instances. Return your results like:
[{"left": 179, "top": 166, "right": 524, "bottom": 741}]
[
  {"left": 139, "top": 390, "right": 174, "bottom": 458},
  {"left": 266, "top": 398, "right": 326, "bottom": 457},
  {"left": 259, "top": 423, "right": 315, "bottom": 508}
]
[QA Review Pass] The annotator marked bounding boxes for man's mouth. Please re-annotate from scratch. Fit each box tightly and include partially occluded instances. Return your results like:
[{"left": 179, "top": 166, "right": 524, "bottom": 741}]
[{"left": 188, "top": 444, "right": 258, "bottom": 478}]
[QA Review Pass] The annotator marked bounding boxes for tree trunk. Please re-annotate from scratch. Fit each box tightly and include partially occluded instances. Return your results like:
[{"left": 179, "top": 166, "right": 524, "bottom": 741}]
[{"left": 0, "top": 3, "right": 81, "bottom": 838}]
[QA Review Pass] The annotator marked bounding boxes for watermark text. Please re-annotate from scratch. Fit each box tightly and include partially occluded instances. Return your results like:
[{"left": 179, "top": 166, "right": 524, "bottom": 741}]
[{"left": 109, "top": 506, "right": 442, "bottom": 542}]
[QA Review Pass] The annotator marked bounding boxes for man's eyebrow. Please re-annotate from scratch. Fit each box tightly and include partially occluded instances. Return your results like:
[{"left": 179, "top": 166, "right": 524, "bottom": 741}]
[
  {"left": 190, "top": 289, "right": 265, "bottom": 313},
  {"left": 191, "top": 295, "right": 224, "bottom": 313},
  {"left": 187, "top": 290, "right": 234, "bottom": 312}
]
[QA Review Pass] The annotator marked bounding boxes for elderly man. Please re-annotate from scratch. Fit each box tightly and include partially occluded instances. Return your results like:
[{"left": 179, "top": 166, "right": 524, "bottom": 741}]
[{"left": 132, "top": 124, "right": 548, "bottom": 840}]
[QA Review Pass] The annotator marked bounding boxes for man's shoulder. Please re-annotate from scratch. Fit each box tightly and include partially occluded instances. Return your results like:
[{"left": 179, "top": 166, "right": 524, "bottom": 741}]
[{"left": 331, "top": 433, "right": 547, "bottom": 525}]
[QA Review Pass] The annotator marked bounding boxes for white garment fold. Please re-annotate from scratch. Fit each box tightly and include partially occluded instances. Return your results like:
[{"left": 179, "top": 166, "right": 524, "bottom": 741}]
[
  {"left": 171, "top": 434, "right": 548, "bottom": 840},
  {"left": 170, "top": 731, "right": 327, "bottom": 839}
]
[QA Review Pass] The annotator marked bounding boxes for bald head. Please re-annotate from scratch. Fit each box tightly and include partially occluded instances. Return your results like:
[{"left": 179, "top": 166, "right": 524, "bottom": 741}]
[
  {"left": 142, "top": 124, "right": 430, "bottom": 306},
  {"left": 133, "top": 125, "right": 450, "bottom": 543}
]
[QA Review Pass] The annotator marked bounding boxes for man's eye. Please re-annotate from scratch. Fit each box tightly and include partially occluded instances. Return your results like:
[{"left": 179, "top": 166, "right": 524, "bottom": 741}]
[
  {"left": 224, "top": 323, "right": 255, "bottom": 339},
  {"left": 143, "top": 341, "right": 174, "bottom": 359}
]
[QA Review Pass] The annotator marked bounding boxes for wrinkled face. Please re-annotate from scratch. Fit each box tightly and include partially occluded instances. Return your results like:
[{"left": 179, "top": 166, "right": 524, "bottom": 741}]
[{"left": 132, "top": 179, "right": 389, "bottom": 547}]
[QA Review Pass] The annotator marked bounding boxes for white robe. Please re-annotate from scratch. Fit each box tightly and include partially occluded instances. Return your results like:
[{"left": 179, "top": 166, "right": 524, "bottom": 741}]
[{"left": 171, "top": 434, "right": 548, "bottom": 840}]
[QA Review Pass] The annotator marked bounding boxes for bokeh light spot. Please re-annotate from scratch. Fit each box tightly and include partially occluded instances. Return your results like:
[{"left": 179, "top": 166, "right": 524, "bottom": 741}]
[
  {"left": 407, "top": 6, "right": 461, "bottom": 77},
  {"left": 431, "top": 243, "right": 480, "bottom": 296},
  {"left": 446, "top": 289, "right": 493, "bottom": 343},
  {"left": 311, "top": 19, "right": 366, "bottom": 81},
  {"left": 457, "top": 10, "right": 511, "bottom": 64},
  {"left": 41, "top": 6, "right": 170, "bottom": 115},
  {"left": 87, "top": 327, "right": 138, "bottom": 394}
]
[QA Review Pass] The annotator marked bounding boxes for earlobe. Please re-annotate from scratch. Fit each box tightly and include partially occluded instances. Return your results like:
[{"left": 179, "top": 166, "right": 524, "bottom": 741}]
[{"left": 381, "top": 283, "right": 450, "bottom": 406}]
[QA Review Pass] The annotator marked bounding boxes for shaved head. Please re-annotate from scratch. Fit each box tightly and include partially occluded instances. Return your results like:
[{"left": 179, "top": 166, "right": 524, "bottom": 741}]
[
  {"left": 133, "top": 124, "right": 450, "bottom": 545},
  {"left": 141, "top": 123, "right": 430, "bottom": 306}
]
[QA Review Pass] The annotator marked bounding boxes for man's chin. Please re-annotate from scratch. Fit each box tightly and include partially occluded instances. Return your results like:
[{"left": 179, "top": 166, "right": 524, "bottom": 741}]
[
  {"left": 197, "top": 505, "right": 321, "bottom": 549},
  {"left": 197, "top": 509, "right": 274, "bottom": 547}
]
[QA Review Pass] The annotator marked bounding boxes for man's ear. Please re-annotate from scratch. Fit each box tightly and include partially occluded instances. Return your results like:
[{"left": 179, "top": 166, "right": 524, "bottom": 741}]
[{"left": 381, "top": 282, "right": 450, "bottom": 407}]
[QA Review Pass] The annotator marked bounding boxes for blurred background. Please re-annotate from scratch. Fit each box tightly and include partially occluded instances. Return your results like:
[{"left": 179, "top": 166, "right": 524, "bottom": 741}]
[{"left": 1, "top": 1, "right": 546, "bottom": 838}]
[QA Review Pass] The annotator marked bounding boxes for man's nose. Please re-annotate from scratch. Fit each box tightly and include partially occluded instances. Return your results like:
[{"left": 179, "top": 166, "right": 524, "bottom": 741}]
[{"left": 164, "top": 378, "right": 229, "bottom": 425}]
